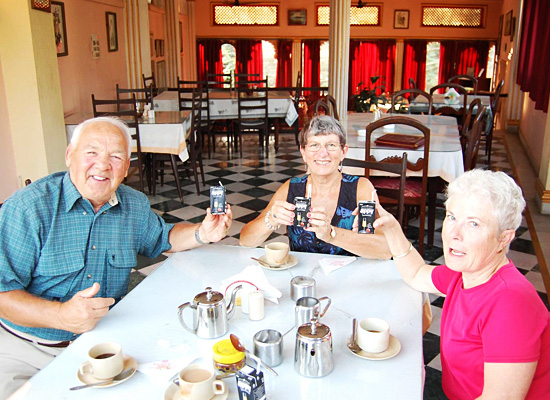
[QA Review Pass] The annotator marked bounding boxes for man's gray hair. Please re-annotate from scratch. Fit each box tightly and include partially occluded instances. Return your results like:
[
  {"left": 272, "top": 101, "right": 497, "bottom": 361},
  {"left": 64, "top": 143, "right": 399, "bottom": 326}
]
[
  {"left": 298, "top": 115, "right": 347, "bottom": 147},
  {"left": 446, "top": 169, "right": 526, "bottom": 233},
  {"left": 70, "top": 117, "right": 132, "bottom": 158}
]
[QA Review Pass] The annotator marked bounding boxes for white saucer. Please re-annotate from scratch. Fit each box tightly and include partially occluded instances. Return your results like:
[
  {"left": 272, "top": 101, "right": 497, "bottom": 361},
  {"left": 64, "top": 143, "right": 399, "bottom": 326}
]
[
  {"left": 164, "top": 381, "right": 228, "bottom": 400},
  {"left": 258, "top": 254, "right": 298, "bottom": 270},
  {"left": 77, "top": 354, "right": 137, "bottom": 388},
  {"left": 346, "top": 335, "right": 401, "bottom": 360}
]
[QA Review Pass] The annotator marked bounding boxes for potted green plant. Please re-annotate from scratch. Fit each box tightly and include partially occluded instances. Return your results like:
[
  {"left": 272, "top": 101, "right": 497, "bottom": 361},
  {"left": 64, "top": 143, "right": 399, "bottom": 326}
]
[{"left": 352, "top": 76, "right": 388, "bottom": 113}]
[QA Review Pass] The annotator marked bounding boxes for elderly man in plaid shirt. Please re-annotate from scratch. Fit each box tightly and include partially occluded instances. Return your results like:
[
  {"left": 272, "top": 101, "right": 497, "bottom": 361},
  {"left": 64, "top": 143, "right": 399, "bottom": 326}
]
[{"left": 0, "top": 117, "right": 233, "bottom": 398}]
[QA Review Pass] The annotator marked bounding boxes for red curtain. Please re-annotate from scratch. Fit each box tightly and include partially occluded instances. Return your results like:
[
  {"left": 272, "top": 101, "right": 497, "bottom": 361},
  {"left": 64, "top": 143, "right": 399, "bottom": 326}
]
[
  {"left": 303, "top": 40, "right": 321, "bottom": 89},
  {"left": 276, "top": 40, "right": 293, "bottom": 87},
  {"left": 348, "top": 40, "right": 395, "bottom": 99},
  {"left": 236, "top": 40, "right": 263, "bottom": 77},
  {"left": 402, "top": 40, "right": 427, "bottom": 91},
  {"left": 196, "top": 39, "right": 223, "bottom": 81},
  {"left": 439, "top": 41, "right": 489, "bottom": 83},
  {"left": 517, "top": 0, "right": 550, "bottom": 112}
]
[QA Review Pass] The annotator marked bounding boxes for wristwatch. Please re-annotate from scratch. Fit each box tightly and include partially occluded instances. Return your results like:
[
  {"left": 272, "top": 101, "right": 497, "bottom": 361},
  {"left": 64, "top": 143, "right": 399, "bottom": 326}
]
[{"left": 327, "top": 226, "right": 336, "bottom": 243}]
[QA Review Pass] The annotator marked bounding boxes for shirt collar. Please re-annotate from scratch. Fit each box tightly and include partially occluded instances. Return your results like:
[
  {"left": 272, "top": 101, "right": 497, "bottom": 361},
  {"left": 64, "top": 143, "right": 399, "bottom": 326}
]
[{"left": 62, "top": 172, "right": 120, "bottom": 213}]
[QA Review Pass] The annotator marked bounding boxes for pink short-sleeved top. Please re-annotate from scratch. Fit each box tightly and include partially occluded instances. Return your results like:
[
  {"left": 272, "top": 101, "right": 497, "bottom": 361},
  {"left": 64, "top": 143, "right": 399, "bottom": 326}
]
[{"left": 432, "top": 262, "right": 550, "bottom": 400}]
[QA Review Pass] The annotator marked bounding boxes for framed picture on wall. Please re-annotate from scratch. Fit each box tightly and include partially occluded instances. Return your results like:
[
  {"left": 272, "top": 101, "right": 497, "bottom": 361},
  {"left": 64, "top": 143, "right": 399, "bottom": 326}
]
[
  {"left": 52, "top": 1, "right": 68, "bottom": 57},
  {"left": 504, "top": 10, "right": 512, "bottom": 36},
  {"left": 394, "top": 10, "right": 409, "bottom": 29},
  {"left": 106, "top": 12, "right": 118, "bottom": 52},
  {"left": 288, "top": 9, "right": 307, "bottom": 26}
]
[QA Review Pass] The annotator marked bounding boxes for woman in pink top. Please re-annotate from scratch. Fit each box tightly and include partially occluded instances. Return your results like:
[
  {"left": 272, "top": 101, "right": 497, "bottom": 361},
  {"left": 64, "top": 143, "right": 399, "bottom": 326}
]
[{"left": 370, "top": 169, "right": 550, "bottom": 399}]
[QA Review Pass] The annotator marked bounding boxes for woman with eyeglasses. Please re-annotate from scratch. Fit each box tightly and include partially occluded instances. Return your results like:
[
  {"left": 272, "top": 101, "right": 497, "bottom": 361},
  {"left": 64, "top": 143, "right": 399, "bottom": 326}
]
[{"left": 239, "top": 115, "right": 391, "bottom": 259}]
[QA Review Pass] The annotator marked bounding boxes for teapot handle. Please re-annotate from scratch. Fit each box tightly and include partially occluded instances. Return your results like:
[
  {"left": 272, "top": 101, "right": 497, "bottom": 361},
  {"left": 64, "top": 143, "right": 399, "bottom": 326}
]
[{"left": 177, "top": 302, "right": 197, "bottom": 334}]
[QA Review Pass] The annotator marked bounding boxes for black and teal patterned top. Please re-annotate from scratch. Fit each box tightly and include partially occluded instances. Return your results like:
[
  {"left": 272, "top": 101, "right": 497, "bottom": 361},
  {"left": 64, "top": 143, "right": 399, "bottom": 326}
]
[{"left": 286, "top": 174, "right": 358, "bottom": 256}]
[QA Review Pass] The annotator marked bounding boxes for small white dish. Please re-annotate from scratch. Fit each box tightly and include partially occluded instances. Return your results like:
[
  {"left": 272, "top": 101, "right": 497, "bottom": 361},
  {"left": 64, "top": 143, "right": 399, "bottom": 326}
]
[
  {"left": 257, "top": 254, "right": 298, "bottom": 270},
  {"left": 164, "top": 380, "right": 228, "bottom": 400},
  {"left": 77, "top": 354, "right": 137, "bottom": 388},
  {"left": 346, "top": 335, "right": 401, "bottom": 361}
]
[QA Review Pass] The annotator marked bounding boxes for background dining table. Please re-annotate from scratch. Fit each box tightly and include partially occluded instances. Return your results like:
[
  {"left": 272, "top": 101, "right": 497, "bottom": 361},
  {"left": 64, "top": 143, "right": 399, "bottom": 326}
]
[
  {"left": 64, "top": 111, "right": 191, "bottom": 162},
  {"left": 344, "top": 112, "right": 464, "bottom": 183},
  {"left": 409, "top": 93, "right": 491, "bottom": 115},
  {"left": 153, "top": 90, "right": 299, "bottom": 127},
  {"left": 15, "top": 245, "right": 423, "bottom": 399}
]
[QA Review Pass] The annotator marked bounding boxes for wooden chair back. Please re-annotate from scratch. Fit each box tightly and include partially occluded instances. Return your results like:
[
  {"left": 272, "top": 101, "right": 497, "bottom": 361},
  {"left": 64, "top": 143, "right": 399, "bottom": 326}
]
[
  {"left": 236, "top": 78, "right": 269, "bottom": 156},
  {"left": 391, "top": 89, "right": 433, "bottom": 115},
  {"left": 430, "top": 83, "right": 468, "bottom": 129},
  {"left": 142, "top": 74, "right": 158, "bottom": 96},
  {"left": 463, "top": 105, "right": 487, "bottom": 171},
  {"left": 448, "top": 74, "right": 479, "bottom": 95},
  {"left": 366, "top": 116, "right": 431, "bottom": 255},
  {"left": 343, "top": 153, "right": 408, "bottom": 225}
]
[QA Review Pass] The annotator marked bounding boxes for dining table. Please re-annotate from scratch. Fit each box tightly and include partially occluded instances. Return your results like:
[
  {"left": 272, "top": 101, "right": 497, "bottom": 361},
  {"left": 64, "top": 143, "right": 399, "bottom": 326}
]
[
  {"left": 344, "top": 112, "right": 464, "bottom": 183},
  {"left": 64, "top": 111, "right": 192, "bottom": 162},
  {"left": 15, "top": 245, "right": 423, "bottom": 399},
  {"left": 153, "top": 90, "right": 298, "bottom": 127}
]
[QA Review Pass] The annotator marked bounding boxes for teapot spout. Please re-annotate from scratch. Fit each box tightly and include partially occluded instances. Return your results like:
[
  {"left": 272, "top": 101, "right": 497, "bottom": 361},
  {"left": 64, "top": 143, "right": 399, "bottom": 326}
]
[{"left": 226, "top": 284, "right": 243, "bottom": 319}]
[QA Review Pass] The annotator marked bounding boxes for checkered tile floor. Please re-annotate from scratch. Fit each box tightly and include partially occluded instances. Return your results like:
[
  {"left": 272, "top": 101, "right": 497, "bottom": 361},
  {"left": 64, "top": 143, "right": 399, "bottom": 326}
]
[{"left": 125, "top": 131, "right": 548, "bottom": 400}]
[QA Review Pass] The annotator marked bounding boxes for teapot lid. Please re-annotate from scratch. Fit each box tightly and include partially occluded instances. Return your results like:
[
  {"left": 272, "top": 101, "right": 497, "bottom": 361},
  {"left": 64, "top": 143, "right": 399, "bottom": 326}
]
[
  {"left": 297, "top": 320, "right": 330, "bottom": 339},
  {"left": 194, "top": 287, "right": 224, "bottom": 305}
]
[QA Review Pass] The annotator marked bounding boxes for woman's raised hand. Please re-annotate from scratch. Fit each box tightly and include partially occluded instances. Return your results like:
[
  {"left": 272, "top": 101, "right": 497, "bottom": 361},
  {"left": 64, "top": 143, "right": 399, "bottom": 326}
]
[
  {"left": 269, "top": 200, "right": 295, "bottom": 227},
  {"left": 305, "top": 206, "right": 333, "bottom": 242}
]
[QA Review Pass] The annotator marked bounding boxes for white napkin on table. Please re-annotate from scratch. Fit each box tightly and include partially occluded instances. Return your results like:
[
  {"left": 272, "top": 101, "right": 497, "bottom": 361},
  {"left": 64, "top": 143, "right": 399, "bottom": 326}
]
[
  {"left": 318, "top": 256, "right": 357, "bottom": 275},
  {"left": 137, "top": 355, "right": 198, "bottom": 384},
  {"left": 221, "top": 265, "right": 282, "bottom": 304}
]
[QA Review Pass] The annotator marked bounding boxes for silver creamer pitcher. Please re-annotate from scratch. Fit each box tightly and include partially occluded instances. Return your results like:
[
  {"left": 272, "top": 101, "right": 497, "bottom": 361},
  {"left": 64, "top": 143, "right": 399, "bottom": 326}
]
[
  {"left": 178, "top": 286, "right": 241, "bottom": 339},
  {"left": 294, "top": 317, "right": 334, "bottom": 378}
]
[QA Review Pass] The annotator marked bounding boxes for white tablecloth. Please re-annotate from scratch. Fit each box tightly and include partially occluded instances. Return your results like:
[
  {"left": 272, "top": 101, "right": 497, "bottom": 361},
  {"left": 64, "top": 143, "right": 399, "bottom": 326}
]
[
  {"left": 345, "top": 112, "right": 464, "bottom": 182},
  {"left": 65, "top": 111, "right": 191, "bottom": 162},
  {"left": 153, "top": 90, "right": 299, "bottom": 127},
  {"left": 19, "top": 245, "right": 423, "bottom": 399}
]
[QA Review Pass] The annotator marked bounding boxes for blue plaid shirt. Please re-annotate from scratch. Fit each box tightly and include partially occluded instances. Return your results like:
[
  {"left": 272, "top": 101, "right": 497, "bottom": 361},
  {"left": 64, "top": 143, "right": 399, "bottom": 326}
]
[{"left": 0, "top": 172, "right": 173, "bottom": 341}]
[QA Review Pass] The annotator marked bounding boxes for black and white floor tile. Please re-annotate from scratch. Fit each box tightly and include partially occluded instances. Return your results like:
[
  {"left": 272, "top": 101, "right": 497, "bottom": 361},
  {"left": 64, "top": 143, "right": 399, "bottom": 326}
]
[{"left": 126, "top": 131, "right": 548, "bottom": 400}]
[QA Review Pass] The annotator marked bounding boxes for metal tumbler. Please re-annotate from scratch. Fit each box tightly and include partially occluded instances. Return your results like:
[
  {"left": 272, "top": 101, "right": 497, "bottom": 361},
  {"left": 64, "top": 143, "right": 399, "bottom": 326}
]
[
  {"left": 253, "top": 329, "right": 283, "bottom": 367},
  {"left": 290, "top": 276, "right": 316, "bottom": 301}
]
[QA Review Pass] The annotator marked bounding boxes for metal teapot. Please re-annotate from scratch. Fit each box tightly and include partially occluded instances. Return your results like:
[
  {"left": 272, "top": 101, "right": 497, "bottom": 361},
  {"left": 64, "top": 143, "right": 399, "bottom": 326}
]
[
  {"left": 178, "top": 286, "right": 241, "bottom": 339},
  {"left": 294, "top": 316, "right": 334, "bottom": 378}
]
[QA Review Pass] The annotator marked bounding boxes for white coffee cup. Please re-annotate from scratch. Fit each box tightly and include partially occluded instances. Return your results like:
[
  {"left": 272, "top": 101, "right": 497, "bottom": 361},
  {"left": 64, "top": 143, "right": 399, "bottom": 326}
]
[
  {"left": 265, "top": 242, "right": 289, "bottom": 265},
  {"left": 177, "top": 364, "right": 225, "bottom": 400},
  {"left": 81, "top": 342, "right": 124, "bottom": 380},
  {"left": 357, "top": 318, "right": 390, "bottom": 353}
]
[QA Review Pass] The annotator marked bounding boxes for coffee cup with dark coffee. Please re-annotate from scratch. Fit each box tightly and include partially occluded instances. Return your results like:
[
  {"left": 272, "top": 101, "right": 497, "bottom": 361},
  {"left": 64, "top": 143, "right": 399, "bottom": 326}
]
[{"left": 80, "top": 342, "right": 124, "bottom": 380}]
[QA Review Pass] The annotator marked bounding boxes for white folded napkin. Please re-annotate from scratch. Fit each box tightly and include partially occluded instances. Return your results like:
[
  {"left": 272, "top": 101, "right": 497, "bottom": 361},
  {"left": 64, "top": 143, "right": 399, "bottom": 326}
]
[
  {"left": 318, "top": 256, "right": 357, "bottom": 275},
  {"left": 137, "top": 355, "right": 198, "bottom": 384},
  {"left": 221, "top": 265, "right": 282, "bottom": 304}
]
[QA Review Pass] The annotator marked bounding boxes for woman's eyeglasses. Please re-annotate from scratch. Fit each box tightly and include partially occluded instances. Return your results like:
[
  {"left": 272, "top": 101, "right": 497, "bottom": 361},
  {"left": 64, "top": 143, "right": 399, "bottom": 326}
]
[{"left": 305, "top": 142, "right": 342, "bottom": 152}]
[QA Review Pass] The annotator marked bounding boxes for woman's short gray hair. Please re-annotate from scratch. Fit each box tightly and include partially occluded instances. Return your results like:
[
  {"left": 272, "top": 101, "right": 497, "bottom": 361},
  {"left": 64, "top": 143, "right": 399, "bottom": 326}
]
[
  {"left": 446, "top": 169, "right": 526, "bottom": 233},
  {"left": 298, "top": 115, "right": 347, "bottom": 147},
  {"left": 71, "top": 117, "right": 132, "bottom": 158}
]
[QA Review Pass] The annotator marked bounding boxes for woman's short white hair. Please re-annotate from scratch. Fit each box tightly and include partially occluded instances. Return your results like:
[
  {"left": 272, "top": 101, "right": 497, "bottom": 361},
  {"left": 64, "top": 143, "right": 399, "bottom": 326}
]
[
  {"left": 298, "top": 115, "right": 347, "bottom": 147},
  {"left": 446, "top": 169, "right": 526, "bottom": 233},
  {"left": 70, "top": 117, "right": 132, "bottom": 158}
]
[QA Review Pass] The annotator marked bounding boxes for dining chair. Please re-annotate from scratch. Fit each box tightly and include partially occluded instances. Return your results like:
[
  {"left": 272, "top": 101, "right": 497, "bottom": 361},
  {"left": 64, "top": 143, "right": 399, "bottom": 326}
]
[
  {"left": 91, "top": 94, "right": 148, "bottom": 194},
  {"left": 313, "top": 99, "right": 331, "bottom": 117},
  {"left": 236, "top": 78, "right": 269, "bottom": 157},
  {"left": 142, "top": 74, "right": 158, "bottom": 97},
  {"left": 151, "top": 87, "right": 205, "bottom": 199},
  {"left": 365, "top": 116, "right": 431, "bottom": 256},
  {"left": 325, "top": 95, "right": 340, "bottom": 121},
  {"left": 429, "top": 83, "right": 468, "bottom": 132},
  {"left": 482, "top": 79, "right": 504, "bottom": 165},
  {"left": 116, "top": 84, "right": 154, "bottom": 109},
  {"left": 206, "top": 73, "right": 232, "bottom": 90},
  {"left": 391, "top": 89, "right": 433, "bottom": 115},
  {"left": 448, "top": 74, "right": 478, "bottom": 95},
  {"left": 462, "top": 104, "right": 487, "bottom": 172},
  {"left": 205, "top": 79, "right": 235, "bottom": 157},
  {"left": 408, "top": 78, "right": 417, "bottom": 90},
  {"left": 342, "top": 153, "right": 408, "bottom": 225},
  {"left": 426, "top": 99, "right": 486, "bottom": 247}
]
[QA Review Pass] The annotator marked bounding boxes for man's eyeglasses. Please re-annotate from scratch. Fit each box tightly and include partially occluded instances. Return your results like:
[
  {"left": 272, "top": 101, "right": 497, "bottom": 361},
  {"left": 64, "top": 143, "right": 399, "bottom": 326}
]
[{"left": 305, "top": 142, "right": 342, "bottom": 152}]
